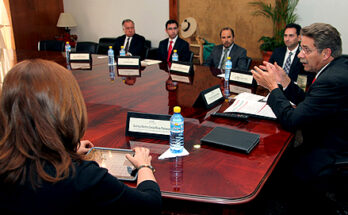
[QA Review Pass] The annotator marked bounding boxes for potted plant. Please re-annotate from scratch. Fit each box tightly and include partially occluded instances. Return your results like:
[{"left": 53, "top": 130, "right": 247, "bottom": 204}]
[{"left": 250, "top": 0, "right": 299, "bottom": 61}]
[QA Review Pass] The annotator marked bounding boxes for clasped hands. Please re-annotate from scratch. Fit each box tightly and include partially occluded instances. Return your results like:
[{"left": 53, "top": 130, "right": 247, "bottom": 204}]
[{"left": 251, "top": 61, "right": 291, "bottom": 91}]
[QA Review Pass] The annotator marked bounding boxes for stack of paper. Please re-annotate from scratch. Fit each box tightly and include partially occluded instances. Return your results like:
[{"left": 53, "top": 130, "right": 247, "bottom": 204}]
[{"left": 225, "top": 92, "right": 276, "bottom": 119}]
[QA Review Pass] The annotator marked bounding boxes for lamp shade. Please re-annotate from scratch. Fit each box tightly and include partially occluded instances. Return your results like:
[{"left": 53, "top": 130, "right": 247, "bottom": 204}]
[{"left": 57, "top": 13, "right": 77, "bottom": 27}]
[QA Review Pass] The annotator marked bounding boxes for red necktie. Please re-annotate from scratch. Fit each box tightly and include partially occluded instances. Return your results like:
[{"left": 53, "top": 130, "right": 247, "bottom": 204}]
[
  {"left": 167, "top": 40, "right": 173, "bottom": 63},
  {"left": 311, "top": 77, "right": 316, "bottom": 84}
]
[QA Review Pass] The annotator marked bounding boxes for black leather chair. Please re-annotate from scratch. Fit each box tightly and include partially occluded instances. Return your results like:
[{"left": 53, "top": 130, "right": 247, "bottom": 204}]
[
  {"left": 38, "top": 40, "right": 65, "bottom": 52},
  {"left": 97, "top": 37, "right": 117, "bottom": 55},
  {"left": 189, "top": 51, "right": 194, "bottom": 63},
  {"left": 76, "top": 41, "right": 98, "bottom": 54},
  {"left": 246, "top": 56, "right": 252, "bottom": 70}
]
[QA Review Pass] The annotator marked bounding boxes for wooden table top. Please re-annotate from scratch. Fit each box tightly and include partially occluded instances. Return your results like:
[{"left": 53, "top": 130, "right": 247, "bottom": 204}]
[{"left": 71, "top": 55, "right": 293, "bottom": 205}]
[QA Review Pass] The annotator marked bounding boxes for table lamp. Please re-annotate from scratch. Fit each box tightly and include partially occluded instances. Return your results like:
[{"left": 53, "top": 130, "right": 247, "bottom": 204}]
[{"left": 56, "top": 12, "right": 77, "bottom": 34}]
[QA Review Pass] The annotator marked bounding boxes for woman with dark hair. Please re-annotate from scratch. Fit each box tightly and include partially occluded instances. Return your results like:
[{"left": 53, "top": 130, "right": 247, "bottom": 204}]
[{"left": 0, "top": 59, "right": 161, "bottom": 214}]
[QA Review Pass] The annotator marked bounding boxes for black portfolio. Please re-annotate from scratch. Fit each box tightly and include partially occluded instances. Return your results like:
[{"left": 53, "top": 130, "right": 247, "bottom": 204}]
[{"left": 200, "top": 127, "right": 260, "bottom": 154}]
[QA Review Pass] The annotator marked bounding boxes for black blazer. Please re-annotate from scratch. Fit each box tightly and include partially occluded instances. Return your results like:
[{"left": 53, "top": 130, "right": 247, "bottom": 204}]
[
  {"left": 204, "top": 44, "right": 248, "bottom": 71},
  {"left": 269, "top": 46, "right": 304, "bottom": 82},
  {"left": 113, "top": 34, "right": 145, "bottom": 59},
  {"left": 267, "top": 56, "right": 348, "bottom": 182},
  {"left": 157, "top": 37, "right": 190, "bottom": 62}
]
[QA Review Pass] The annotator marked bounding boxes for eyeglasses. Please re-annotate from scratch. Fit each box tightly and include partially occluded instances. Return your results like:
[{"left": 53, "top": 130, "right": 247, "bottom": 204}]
[
  {"left": 167, "top": 27, "right": 178, "bottom": 30},
  {"left": 300, "top": 46, "right": 316, "bottom": 55}
]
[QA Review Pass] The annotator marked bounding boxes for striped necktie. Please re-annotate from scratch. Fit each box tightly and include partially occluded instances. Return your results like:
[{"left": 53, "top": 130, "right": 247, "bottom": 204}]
[{"left": 283, "top": 52, "right": 293, "bottom": 74}]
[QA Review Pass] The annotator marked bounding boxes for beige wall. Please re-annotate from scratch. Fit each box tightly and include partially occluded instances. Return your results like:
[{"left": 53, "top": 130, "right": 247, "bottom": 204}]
[{"left": 178, "top": 0, "right": 274, "bottom": 59}]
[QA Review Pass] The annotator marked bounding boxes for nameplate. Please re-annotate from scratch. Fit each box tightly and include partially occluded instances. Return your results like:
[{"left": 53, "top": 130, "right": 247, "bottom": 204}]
[
  {"left": 117, "top": 68, "right": 140, "bottom": 76},
  {"left": 193, "top": 85, "right": 224, "bottom": 109},
  {"left": 116, "top": 56, "right": 140, "bottom": 68},
  {"left": 230, "top": 71, "right": 253, "bottom": 85},
  {"left": 230, "top": 85, "right": 252, "bottom": 94},
  {"left": 170, "top": 61, "right": 193, "bottom": 75},
  {"left": 170, "top": 74, "right": 191, "bottom": 84},
  {"left": 70, "top": 62, "right": 92, "bottom": 70},
  {"left": 69, "top": 53, "right": 91, "bottom": 61},
  {"left": 126, "top": 112, "right": 171, "bottom": 140}
]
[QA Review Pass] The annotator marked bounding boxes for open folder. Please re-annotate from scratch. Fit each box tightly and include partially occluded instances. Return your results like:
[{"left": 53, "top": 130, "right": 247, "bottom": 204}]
[{"left": 200, "top": 127, "right": 260, "bottom": 154}]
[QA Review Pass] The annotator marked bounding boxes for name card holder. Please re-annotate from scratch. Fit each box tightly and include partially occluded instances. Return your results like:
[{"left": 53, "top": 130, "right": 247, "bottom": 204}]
[
  {"left": 228, "top": 69, "right": 256, "bottom": 94},
  {"left": 116, "top": 56, "right": 140, "bottom": 68},
  {"left": 117, "top": 68, "right": 141, "bottom": 77},
  {"left": 69, "top": 53, "right": 92, "bottom": 70},
  {"left": 229, "top": 69, "right": 256, "bottom": 87},
  {"left": 170, "top": 61, "right": 193, "bottom": 76},
  {"left": 170, "top": 74, "right": 193, "bottom": 84},
  {"left": 193, "top": 85, "right": 224, "bottom": 109},
  {"left": 126, "top": 112, "right": 171, "bottom": 140}
]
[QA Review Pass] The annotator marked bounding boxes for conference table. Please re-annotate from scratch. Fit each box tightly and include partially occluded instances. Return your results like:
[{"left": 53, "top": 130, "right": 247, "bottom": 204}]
[{"left": 14, "top": 51, "right": 293, "bottom": 210}]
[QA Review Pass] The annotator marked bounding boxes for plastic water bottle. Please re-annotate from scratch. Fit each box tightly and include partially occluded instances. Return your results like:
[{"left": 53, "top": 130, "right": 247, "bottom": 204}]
[
  {"left": 108, "top": 46, "right": 115, "bottom": 66},
  {"left": 224, "top": 56, "right": 232, "bottom": 80},
  {"left": 65, "top": 41, "right": 71, "bottom": 63},
  {"left": 119, "top": 46, "right": 126, "bottom": 56},
  {"left": 224, "top": 57, "right": 232, "bottom": 100},
  {"left": 172, "top": 49, "right": 179, "bottom": 62},
  {"left": 170, "top": 106, "right": 184, "bottom": 153}
]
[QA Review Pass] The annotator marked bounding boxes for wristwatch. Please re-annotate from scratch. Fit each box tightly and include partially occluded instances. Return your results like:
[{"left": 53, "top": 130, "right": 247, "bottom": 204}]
[{"left": 137, "top": 164, "right": 155, "bottom": 173}]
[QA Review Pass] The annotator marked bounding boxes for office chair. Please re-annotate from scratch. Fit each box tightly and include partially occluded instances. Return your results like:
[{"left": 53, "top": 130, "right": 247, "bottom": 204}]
[
  {"left": 38, "top": 40, "right": 65, "bottom": 52},
  {"left": 189, "top": 51, "right": 194, "bottom": 63},
  {"left": 97, "top": 37, "right": 117, "bottom": 55},
  {"left": 76, "top": 41, "right": 98, "bottom": 54},
  {"left": 246, "top": 56, "right": 252, "bottom": 70}
]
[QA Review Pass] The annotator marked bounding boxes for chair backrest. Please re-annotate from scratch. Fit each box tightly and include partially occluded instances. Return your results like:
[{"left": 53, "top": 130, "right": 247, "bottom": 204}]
[
  {"left": 246, "top": 56, "right": 252, "bottom": 70},
  {"left": 144, "top": 47, "right": 150, "bottom": 59},
  {"left": 97, "top": 37, "right": 117, "bottom": 54},
  {"left": 144, "top": 40, "right": 152, "bottom": 49},
  {"left": 76, "top": 41, "right": 98, "bottom": 54},
  {"left": 38, "top": 40, "right": 65, "bottom": 52},
  {"left": 189, "top": 51, "right": 194, "bottom": 63}
]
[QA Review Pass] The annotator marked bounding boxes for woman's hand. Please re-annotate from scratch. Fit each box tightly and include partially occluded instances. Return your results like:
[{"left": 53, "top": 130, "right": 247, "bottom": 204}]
[
  {"left": 125, "top": 147, "right": 152, "bottom": 169},
  {"left": 77, "top": 140, "right": 94, "bottom": 155}
]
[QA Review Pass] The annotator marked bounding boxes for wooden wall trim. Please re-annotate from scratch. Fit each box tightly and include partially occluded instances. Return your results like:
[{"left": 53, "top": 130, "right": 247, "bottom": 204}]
[{"left": 169, "top": 0, "right": 178, "bottom": 21}]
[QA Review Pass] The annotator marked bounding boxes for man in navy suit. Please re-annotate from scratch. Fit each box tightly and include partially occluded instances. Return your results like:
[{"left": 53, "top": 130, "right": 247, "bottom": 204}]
[
  {"left": 204, "top": 27, "right": 247, "bottom": 71},
  {"left": 269, "top": 23, "right": 314, "bottom": 86},
  {"left": 252, "top": 23, "right": 348, "bottom": 213},
  {"left": 157, "top": 20, "right": 190, "bottom": 63},
  {"left": 113, "top": 19, "right": 145, "bottom": 59}
]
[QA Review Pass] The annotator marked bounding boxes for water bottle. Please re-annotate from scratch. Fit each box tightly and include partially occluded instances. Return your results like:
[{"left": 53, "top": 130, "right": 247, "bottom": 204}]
[
  {"left": 172, "top": 49, "right": 179, "bottom": 62},
  {"left": 224, "top": 56, "right": 232, "bottom": 81},
  {"left": 224, "top": 57, "right": 232, "bottom": 100},
  {"left": 170, "top": 106, "right": 184, "bottom": 153},
  {"left": 108, "top": 46, "right": 115, "bottom": 66},
  {"left": 119, "top": 46, "right": 126, "bottom": 56},
  {"left": 65, "top": 41, "right": 71, "bottom": 64}
]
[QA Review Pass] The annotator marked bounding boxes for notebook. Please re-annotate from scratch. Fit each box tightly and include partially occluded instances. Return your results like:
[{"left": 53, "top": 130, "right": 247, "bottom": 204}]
[{"left": 200, "top": 127, "right": 260, "bottom": 154}]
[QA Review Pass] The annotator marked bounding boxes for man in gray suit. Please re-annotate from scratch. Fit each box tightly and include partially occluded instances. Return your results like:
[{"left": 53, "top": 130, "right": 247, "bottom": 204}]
[{"left": 204, "top": 27, "right": 248, "bottom": 70}]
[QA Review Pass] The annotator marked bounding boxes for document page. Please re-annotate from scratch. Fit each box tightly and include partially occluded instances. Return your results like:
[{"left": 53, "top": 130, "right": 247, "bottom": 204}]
[{"left": 225, "top": 93, "right": 276, "bottom": 119}]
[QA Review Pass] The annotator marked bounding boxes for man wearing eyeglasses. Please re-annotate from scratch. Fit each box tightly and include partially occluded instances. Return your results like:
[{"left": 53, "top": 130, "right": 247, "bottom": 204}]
[
  {"left": 251, "top": 23, "right": 348, "bottom": 213},
  {"left": 113, "top": 19, "right": 146, "bottom": 59},
  {"left": 157, "top": 19, "right": 190, "bottom": 63}
]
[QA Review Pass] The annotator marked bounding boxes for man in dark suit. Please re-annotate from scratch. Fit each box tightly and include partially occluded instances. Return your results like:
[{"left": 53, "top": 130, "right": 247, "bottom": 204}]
[
  {"left": 113, "top": 19, "right": 145, "bottom": 59},
  {"left": 157, "top": 19, "right": 190, "bottom": 63},
  {"left": 204, "top": 27, "right": 247, "bottom": 71},
  {"left": 252, "top": 23, "right": 348, "bottom": 213},
  {"left": 269, "top": 23, "right": 315, "bottom": 88}
]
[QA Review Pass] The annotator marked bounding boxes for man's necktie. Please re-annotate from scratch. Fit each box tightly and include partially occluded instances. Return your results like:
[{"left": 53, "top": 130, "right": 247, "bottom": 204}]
[
  {"left": 125, "top": 37, "right": 130, "bottom": 54},
  {"left": 219, "top": 48, "right": 229, "bottom": 69},
  {"left": 167, "top": 40, "right": 173, "bottom": 63},
  {"left": 283, "top": 52, "right": 293, "bottom": 74}
]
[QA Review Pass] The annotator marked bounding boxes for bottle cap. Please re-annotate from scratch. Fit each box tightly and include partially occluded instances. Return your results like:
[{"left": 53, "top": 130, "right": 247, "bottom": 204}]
[
  {"left": 109, "top": 46, "right": 112, "bottom": 49},
  {"left": 121, "top": 46, "right": 124, "bottom": 49},
  {"left": 66, "top": 41, "right": 69, "bottom": 44},
  {"left": 173, "top": 106, "right": 181, "bottom": 113},
  {"left": 227, "top": 57, "right": 231, "bottom": 60},
  {"left": 174, "top": 50, "right": 177, "bottom": 52}
]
